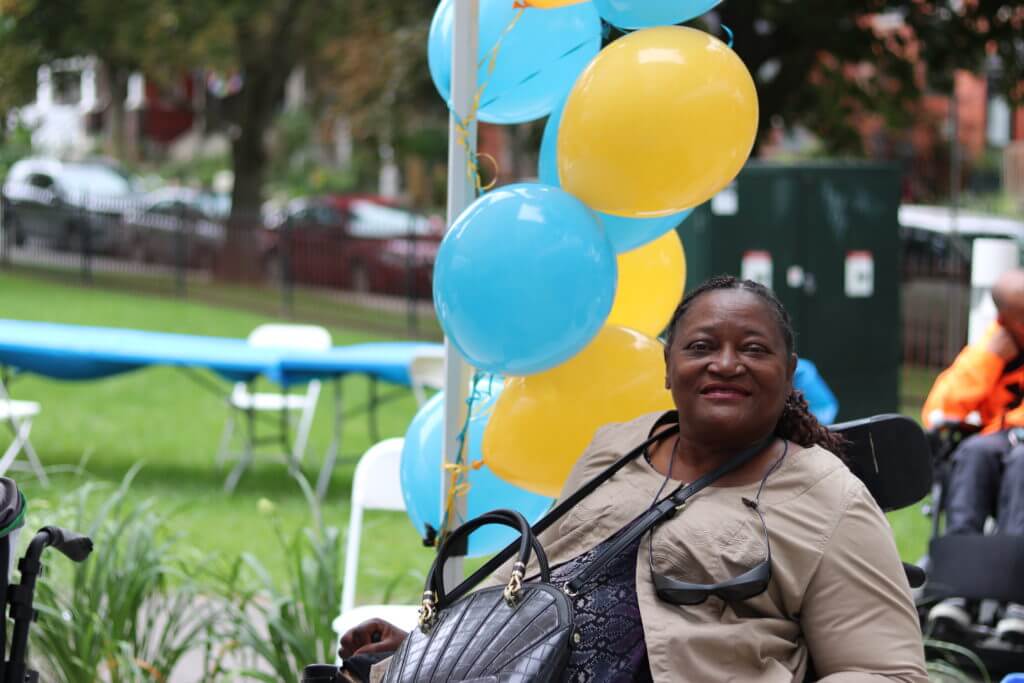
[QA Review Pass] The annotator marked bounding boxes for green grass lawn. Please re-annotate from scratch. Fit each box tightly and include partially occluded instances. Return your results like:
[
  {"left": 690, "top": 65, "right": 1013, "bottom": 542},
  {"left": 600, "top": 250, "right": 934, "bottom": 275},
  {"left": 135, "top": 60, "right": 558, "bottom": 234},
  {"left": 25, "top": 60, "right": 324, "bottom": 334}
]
[
  {"left": 0, "top": 268, "right": 941, "bottom": 609},
  {"left": 0, "top": 269, "right": 436, "bottom": 605}
]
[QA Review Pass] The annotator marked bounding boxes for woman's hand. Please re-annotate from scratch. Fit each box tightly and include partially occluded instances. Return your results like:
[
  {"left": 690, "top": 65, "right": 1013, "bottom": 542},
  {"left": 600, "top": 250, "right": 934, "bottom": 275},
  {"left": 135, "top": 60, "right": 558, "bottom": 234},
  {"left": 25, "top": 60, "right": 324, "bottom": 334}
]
[{"left": 338, "top": 618, "right": 408, "bottom": 659}]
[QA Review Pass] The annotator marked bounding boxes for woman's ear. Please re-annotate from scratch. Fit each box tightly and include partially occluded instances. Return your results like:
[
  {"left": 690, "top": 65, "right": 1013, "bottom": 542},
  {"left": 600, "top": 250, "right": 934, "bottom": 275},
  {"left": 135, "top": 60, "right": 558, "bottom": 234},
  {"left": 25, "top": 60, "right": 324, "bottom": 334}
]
[{"left": 664, "top": 348, "right": 671, "bottom": 390}]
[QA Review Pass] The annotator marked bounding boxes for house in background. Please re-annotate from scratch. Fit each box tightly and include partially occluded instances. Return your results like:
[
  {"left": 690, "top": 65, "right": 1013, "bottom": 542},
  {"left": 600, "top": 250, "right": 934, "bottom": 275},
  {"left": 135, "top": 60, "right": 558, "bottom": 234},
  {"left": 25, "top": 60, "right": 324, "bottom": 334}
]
[
  {"left": 16, "top": 57, "right": 111, "bottom": 158},
  {"left": 14, "top": 57, "right": 206, "bottom": 162}
]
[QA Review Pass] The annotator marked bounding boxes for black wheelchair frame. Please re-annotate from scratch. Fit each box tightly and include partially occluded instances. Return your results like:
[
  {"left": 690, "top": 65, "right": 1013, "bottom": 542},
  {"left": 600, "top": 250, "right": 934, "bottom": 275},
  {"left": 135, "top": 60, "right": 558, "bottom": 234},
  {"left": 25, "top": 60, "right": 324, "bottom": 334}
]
[
  {"left": 0, "top": 525, "right": 93, "bottom": 682},
  {"left": 919, "top": 420, "right": 1024, "bottom": 676}
]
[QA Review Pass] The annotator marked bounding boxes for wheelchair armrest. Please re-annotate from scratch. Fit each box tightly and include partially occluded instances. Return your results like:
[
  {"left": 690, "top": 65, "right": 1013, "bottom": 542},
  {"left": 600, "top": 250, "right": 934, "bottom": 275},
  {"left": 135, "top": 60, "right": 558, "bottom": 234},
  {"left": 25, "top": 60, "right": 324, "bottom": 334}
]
[
  {"left": 924, "top": 416, "right": 983, "bottom": 463},
  {"left": 925, "top": 421, "right": 982, "bottom": 437},
  {"left": 924, "top": 411, "right": 983, "bottom": 437},
  {"left": 903, "top": 561, "right": 926, "bottom": 589}
]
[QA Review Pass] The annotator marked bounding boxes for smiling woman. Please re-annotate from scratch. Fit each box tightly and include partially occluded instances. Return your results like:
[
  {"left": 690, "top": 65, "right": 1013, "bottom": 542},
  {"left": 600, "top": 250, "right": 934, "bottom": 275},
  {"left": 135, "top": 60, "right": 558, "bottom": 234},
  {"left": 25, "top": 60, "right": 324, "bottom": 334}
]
[
  {"left": 340, "top": 275, "right": 928, "bottom": 683},
  {"left": 651, "top": 276, "right": 849, "bottom": 487}
]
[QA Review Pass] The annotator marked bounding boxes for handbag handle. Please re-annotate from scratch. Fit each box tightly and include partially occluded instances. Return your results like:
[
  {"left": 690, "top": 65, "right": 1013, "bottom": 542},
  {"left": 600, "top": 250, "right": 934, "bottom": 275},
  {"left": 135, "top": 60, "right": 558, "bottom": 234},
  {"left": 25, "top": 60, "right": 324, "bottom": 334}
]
[{"left": 419, "top": 509, "right": 549, "bottom": 631}]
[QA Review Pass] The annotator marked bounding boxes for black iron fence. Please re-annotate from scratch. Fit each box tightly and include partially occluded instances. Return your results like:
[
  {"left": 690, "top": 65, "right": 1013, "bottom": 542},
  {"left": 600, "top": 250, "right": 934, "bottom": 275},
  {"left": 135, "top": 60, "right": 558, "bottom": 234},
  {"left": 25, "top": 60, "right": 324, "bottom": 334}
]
[
  {"left": 900, "top": 226, "right": 971, "bottom": 369},
  {"left": 0, "top": 194, "right": 441, "bottom": 340},
  {"left": 0, "top": 191, "right": 989, "bottom": 362}
]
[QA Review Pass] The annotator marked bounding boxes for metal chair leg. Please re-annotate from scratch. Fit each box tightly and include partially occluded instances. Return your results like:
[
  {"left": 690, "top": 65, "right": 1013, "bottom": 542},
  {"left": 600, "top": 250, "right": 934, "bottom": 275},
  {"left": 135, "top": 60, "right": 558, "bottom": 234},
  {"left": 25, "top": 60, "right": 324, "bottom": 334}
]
[
  {"left": 215, "top": 409, "right": 236, "bottom": 469},
  {"left": 19, "top": 432, "right": 47, "bottom": 487},
  {"left": 224, "top": 409, "right": 256, "bottom": 493},
  {"left": 316, "top": 378, "right": 344, "bottom": 500},
  {"left": 0, "top": 431, "right": 24, "bottom": 478},
  {"left": 368, "top": 377, "right": 380, "bottom": 445},
  {"left": 291, "top": 380, "right": 321, "bottom": 468},
  {"left": 1, "top": 417, "right": 44, "bottom": 485}
]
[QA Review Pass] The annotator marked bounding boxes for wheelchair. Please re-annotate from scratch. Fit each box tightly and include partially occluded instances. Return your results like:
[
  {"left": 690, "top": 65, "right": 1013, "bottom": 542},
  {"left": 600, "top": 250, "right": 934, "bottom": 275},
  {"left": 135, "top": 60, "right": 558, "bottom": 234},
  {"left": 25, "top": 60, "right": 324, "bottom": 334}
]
[
  {"left": 917, "top": 416, "right": 1024, "bottom": 676},
  {"left": 0, "top": 477, "right": 93, "bottom": 682}
]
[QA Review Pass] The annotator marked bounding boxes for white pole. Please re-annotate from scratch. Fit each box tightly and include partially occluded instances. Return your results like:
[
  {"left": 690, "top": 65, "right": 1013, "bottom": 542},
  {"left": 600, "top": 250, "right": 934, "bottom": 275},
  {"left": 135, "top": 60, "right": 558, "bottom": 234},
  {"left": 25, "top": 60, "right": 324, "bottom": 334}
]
[
  {"left": 441, "top": 0, "right": 479, "bottom": 591},
  {"left": 968, "top": 238, "right": 1020, "bottom": 345}
]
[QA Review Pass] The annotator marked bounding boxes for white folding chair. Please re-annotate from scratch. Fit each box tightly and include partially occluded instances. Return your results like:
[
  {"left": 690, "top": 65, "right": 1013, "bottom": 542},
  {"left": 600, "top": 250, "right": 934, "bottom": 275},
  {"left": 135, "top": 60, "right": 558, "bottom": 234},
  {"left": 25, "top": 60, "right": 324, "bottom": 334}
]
[
  {"left": 0, "top": 381, "right": 47, "bottom": 486},
  {"left": 218, "top": 323, "right": 332, "bottom": 492},
  {"left": 408, "top": 346, "right": 445, "bottom": 407},
  {"left": 333, "top": 438, "right": 419, "bottom": 655}
]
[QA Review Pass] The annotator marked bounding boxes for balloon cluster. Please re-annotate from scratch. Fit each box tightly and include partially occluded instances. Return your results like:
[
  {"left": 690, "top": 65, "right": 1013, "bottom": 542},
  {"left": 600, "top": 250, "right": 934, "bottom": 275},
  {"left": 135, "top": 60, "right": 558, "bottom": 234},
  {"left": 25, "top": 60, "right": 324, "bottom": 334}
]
[{"left": 403, "top": 0, "right": 759, "bottom": 553}]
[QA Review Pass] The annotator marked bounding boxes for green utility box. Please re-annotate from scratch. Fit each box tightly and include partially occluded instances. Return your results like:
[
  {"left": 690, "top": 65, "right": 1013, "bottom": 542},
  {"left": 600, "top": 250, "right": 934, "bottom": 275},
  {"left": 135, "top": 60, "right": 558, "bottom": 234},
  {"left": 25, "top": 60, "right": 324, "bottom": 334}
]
[{"left": 678, "top": 161, "right": 901, "bottom": 420}]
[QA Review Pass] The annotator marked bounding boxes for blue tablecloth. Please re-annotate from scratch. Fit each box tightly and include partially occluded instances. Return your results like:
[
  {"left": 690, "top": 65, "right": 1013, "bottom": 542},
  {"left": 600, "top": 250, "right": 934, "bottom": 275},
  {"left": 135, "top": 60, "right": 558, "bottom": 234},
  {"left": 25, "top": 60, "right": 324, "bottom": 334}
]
[
  {"left": 0, "top": 319, "right": 442, "bottom": 387},
  {"left": 276, "top": 342, "right": 441, "bottom": 387}
]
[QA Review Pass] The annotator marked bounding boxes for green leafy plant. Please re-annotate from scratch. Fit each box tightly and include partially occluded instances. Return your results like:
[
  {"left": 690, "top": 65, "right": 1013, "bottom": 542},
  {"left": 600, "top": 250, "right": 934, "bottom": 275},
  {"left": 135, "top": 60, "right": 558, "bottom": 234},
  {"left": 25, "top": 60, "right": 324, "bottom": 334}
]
[
  {"left": 215, "top": 474, "right": 344, "bottom": 681},
  {"left": 28, "top": 465, "right": 224, "bottom": 682},
  {"left": 924, "top": 637, "right": 991, "bottom": 683},
  {"left": 0, "top": 122, "right": 33, "bottom": 178}
]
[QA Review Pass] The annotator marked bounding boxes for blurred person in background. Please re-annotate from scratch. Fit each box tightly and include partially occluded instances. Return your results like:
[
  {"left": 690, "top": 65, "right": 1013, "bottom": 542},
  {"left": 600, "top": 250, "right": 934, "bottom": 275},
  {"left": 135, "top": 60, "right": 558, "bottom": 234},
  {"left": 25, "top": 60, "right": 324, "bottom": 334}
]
[{"left": 923, "top": 268, "right": 1024, "bottom": 642}]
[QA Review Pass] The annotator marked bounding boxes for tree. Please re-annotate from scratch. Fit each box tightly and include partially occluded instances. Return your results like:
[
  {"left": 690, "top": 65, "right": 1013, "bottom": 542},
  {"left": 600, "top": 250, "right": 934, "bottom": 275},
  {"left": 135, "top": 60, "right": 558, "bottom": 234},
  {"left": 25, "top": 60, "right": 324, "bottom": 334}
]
[
  {"left": 119, "top": 0, "right": 353, "bottom": 277},
  {"left": 0, "top": 0, "right": 352, "bottom": 267},
  {"left": 311, "top": 0, "right": 448, "bottom": 202},
  {"left": 0, "top": 15, "right": 42, "bottom": 144},
  {"left": 602, "top": 1, "right": 1023, "bottom": 156},
  {"left": 691, "top": 1, "right": 919, "bottom": 155},
  {"left": 905, "top": 1, "right": 1023, "bottom": 101},
  {"left": 0, "top": 0, "right": 169, "bottom": 159}
]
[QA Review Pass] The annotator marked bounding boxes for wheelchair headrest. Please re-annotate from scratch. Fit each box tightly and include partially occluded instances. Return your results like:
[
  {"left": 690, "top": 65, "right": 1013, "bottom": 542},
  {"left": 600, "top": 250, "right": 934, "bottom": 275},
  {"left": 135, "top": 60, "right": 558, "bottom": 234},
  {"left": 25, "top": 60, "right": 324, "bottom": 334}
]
[{"left": 829, "top": 414, "right": 932, "bottom": 512}]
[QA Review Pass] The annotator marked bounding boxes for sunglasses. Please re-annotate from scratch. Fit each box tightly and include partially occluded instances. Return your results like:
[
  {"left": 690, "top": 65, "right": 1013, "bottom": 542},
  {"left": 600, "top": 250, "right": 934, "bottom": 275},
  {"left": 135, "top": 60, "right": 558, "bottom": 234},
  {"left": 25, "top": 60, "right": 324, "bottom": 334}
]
[{"left": 648, "top": 495, "right": 772, "bottom": 606}]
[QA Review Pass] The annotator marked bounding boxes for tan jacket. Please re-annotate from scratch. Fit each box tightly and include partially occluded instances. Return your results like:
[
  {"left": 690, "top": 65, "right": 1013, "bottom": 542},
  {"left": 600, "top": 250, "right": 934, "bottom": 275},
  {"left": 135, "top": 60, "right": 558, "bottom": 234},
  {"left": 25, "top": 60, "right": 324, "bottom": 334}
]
[{"left": 373, "top": 412, "right": 927, "bottom": 682}]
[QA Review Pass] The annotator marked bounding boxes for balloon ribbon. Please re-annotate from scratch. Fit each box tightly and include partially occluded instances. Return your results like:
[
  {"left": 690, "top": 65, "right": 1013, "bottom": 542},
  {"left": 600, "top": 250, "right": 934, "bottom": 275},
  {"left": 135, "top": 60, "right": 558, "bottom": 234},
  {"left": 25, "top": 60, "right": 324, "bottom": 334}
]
[
  {"left": 438, "top": 370, "right": 488, "bottom": 544},
  {"left": 451, "top": 8, "right": 526, "bottom": 196}
]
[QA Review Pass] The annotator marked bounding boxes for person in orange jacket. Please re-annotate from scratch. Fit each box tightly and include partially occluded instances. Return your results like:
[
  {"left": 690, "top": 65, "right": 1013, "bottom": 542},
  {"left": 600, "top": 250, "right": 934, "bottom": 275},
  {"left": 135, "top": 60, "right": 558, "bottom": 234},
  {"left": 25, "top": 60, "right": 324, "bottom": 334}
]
[{"left": 923, "top": 268, "right": 1024, "bottom": 642}]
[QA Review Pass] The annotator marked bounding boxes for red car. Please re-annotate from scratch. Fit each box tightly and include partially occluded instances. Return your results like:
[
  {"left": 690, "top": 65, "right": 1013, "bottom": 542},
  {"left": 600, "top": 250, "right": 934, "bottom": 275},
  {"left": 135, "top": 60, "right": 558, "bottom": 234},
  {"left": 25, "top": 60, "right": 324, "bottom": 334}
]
[{"left": 261, "top": 195, "right": 443, "bottom": 299}]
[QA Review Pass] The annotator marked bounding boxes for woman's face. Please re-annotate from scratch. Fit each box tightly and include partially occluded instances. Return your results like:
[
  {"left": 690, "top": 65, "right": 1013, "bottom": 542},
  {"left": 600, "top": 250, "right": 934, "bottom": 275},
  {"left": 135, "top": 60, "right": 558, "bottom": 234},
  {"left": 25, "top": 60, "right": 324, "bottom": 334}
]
[{"left": 665, "top": 288, "right": 797, "bottom": 448}]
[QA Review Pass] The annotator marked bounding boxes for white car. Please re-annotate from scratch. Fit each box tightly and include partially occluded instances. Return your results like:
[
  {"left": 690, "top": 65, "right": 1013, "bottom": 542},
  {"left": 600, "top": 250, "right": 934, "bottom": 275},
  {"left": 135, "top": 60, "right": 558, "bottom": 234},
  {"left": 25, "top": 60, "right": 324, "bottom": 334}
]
[{"left": 1, "top": 157, "right": 139, "bottom": 253}]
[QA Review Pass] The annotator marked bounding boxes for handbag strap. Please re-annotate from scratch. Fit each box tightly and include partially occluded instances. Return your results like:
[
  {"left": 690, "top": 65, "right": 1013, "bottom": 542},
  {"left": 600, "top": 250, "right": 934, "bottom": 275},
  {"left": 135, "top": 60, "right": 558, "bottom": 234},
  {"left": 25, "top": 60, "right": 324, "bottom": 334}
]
[
  {"left": 428, "top": 509, "right": 550, "bottom": 608},
  {"left": 565, "top": 432, "right": 775, "bottom": 594},
  {"left": 447, "top": 424, "right": 777, "bottom": 604},
  {"left": 444, "top": 423, "right": 680, "bottom": 605}
]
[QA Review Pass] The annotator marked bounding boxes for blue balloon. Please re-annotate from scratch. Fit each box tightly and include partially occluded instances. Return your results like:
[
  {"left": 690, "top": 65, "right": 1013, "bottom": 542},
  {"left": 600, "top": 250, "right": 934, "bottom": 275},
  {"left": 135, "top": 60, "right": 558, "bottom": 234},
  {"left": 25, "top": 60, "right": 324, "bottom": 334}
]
[
  {"left": 593, "top": 0, "right": 722, "bottom": 29},
  {"left": 539, "top": 101, "right": 693, "bottom": 253},
  {"left": 794, "top": 358, "right": 840, "bottom": 425},
  {"left": 427, "top": 0, "right": 601, "bottom": 124},
  {"left": 400, "top": 378, "right": 552, "bottom": 557},
  {"left": 433, "top": 183, "right": 616, "bottom": 376}
]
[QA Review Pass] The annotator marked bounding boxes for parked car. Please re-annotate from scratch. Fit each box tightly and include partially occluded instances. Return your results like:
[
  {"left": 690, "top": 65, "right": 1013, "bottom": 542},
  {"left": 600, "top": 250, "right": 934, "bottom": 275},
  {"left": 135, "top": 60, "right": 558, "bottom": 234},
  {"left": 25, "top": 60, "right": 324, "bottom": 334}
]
[
  {"left": 1, "top": 157, "right": 138, "bottom": 253},
  {"left": 120, "top": 187, "right": 227, "bottom": 268},
  {"left": 261, "top": 195, "right": 443, "bottom": 298},
  {"left": 899, "top": 204, "right": 1024, "bottom": 280}
]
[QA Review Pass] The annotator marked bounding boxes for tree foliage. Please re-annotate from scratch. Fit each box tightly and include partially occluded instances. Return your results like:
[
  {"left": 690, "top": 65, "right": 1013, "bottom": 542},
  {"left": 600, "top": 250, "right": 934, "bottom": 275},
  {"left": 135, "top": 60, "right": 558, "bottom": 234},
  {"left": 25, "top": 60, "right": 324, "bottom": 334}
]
[
  {"left": 905, "top": 0, "right": 1023, "bottom": 101},
  {"left": 0, "top": 0, "right": 1019, "bottom": 207}
]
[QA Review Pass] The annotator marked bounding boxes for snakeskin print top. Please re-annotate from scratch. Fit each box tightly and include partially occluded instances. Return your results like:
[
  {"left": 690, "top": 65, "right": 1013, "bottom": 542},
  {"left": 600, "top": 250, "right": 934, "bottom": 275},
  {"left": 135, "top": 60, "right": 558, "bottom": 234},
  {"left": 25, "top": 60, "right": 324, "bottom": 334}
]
[{"left": 550, "top": 530, "right": 653, "bottom": 683}]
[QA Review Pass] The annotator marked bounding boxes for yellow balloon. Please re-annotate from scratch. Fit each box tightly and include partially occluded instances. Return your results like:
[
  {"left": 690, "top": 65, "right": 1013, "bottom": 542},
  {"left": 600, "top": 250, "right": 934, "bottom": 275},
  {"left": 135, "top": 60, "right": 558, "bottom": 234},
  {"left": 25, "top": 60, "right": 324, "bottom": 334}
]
[
  {"left": 558, "top": 26, "right": 758, "bottom": 217},
  {"left": 525, "top": 0, "right": 588, "bottom": 7},
  {"left": 607, "top": 230, "right": 686, "bottom": 337},
  {"left": 482, "top": 326, "right": 673, "bottom": 497}
]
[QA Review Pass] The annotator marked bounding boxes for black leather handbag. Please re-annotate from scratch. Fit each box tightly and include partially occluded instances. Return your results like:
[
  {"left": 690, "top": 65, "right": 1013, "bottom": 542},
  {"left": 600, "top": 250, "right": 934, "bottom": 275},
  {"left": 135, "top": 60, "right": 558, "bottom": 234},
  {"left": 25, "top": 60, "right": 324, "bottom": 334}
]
[{"left": 381, "top": 509, "right": 575, "bottom": 683}]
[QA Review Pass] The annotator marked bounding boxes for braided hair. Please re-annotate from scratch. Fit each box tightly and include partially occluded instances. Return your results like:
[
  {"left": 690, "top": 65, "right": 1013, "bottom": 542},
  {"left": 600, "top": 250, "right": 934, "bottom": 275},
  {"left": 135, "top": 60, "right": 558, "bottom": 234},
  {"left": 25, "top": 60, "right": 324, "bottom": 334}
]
[{"left": 666, "top": 275, "right": 847, "bottom": 455}]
